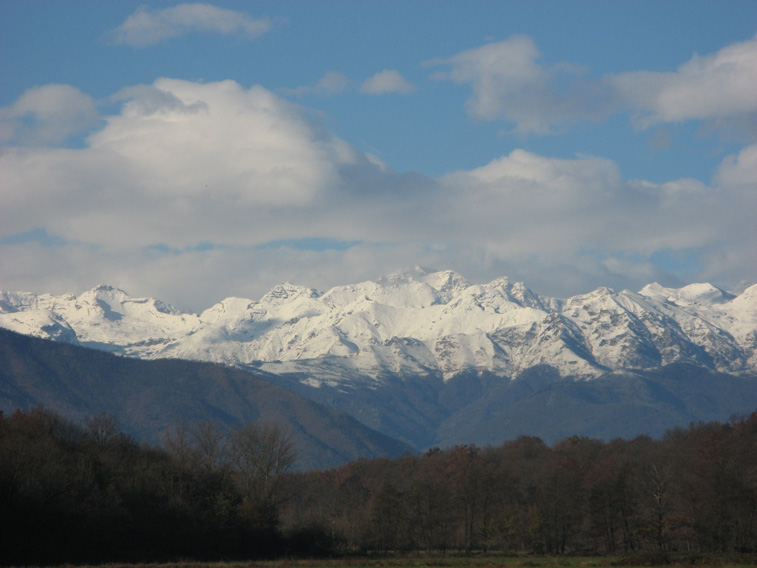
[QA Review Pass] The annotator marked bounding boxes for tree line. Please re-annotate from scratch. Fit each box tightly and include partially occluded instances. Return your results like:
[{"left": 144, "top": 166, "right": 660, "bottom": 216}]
[
  {"left": 279, "top": 412, "right": 757, "bottom": 556},
  {"left": 1, "top": 407, "right": 756, "bottom": 564},
  {"left": 0, "top": 408, "right": 296, "bottom": 564}
]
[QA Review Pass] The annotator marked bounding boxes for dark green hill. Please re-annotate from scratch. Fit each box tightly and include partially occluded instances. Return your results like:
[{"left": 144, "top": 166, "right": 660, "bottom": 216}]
[{"left": 0, "top": 328, "right": 412, "bottom": 470}]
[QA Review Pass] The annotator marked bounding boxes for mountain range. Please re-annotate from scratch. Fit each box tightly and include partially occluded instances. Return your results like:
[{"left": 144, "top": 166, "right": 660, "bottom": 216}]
[{"left": 2, "top": 269, "right": 756, "bottom": 455}]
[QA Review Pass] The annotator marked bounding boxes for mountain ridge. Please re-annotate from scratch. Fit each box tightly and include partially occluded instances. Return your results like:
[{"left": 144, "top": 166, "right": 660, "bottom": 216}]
[
  {"left": 0, "top": 326, "right": 413, "bottom": 470},
  {"left": 2, "top": 268, "right": 756, "bottom": 451},
  {"left": 2, "top": 269, "right": 755, "bottom": 386}
]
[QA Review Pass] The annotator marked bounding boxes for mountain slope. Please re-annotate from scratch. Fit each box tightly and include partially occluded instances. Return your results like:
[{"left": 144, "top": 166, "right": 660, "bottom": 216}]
[
  {"left": 435, "top": 363, "right": 757, "bottom": 445},
  {"left": 0, "top": 327, "right": 412, "bottom": 470}
]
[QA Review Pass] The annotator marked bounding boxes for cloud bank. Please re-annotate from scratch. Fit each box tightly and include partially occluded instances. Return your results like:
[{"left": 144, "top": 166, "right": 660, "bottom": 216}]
[{"left": 1, "top": 71, "right": 755, "bottom": 309}]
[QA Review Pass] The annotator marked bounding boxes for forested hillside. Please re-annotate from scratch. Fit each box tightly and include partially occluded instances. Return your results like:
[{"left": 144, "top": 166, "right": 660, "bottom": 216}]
[{"left": 2, "top": 407, "right": 756, "bottom": 564}]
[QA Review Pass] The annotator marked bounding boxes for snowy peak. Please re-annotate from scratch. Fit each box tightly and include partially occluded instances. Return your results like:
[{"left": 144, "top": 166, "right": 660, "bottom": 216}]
[
  {"left": 0, "top": 285, "right": 198, "bottom": 355},
  {"left": 0, "top": 306, "right": 79, "bottom": 344},
  {"left": 483, "top": 277, "right": 546, "bottom": 310},
  {"left": 1, "top": 275, "right": 755, "bottom": 386},
  {"left": 420, "top": 269, "right": 470, "bottom": 293},
  {"left": 640, "top": 282, "right": 733, "bottom": 306},
  {"left": 260, "top": 282, "right": 320, "bottom": 305},
  {"left": 200, "top": 297, "right": 255, "bottom": 323},
  {"left": 0, "top": 290, "right": 40, "bottom": 313}
]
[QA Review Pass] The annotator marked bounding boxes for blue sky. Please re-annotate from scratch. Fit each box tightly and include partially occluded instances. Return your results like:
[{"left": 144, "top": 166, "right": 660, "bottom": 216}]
[{"left": 1, "top": 1, "right": 756, "bottom": 310}]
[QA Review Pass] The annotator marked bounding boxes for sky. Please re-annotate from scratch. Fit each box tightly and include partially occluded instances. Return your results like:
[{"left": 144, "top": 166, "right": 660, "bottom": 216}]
[{"left": 1, "top": 1, "right": 756, "bottom": 311}]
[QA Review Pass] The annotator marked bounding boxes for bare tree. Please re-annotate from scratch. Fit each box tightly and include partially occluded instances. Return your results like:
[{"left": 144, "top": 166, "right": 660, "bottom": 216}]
[
  {"left": 191, "top": 420, "right": 229, "bottom": 473},
  {"left": 84, "top": 412, "right": 120, "bottom": 447},
  {"left": 643, "top": 464, "right": 673, "bottom": 550},
  {"left": 228, "top": 422, "right": 297, "bottom": 527}
]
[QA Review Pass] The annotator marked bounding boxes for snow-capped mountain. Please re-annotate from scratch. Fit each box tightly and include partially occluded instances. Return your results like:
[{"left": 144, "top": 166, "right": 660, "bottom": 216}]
[{"left": 1, "top": 270, "right": 756, "bottom": 387}]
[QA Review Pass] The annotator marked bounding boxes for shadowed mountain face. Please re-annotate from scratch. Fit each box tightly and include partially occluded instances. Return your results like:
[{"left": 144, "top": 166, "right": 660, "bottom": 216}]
[
  {"left": 255, "top": 362, "right": 757, "bottom": 448},
  {"left": 0, "top": 328, "right": 412, "bottom": 470},
  {"left": 432, "top": 364, "right": 757, "bottom": 445},
  {"left": 3, "top": 327, "right": 756, "bottom": 458}
]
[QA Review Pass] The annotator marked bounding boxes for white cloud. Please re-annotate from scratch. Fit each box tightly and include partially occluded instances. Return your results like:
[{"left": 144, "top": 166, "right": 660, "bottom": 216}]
[
  {"left": 442, "top": 150, "right": 628, "bottom": 256},
  {"left": 439, "top": 148, "right": 756, "bottom": 290},
  {"left": 714, "top": 143, "right": 757, "bottom": 188},
  {"left": 0, "top": 84, "right": 99, "bottom": 145},
  {"left": 611, "top": 34, "right": 757, "bottom": 128},
  {"left": 0, "top": 79, "right": 371, "bottom": 248},
  {"left": 361, "top": 70, "right": 415, "bottom": 95},
  {"left": 699, "top": 143, "right": 757, "bottom": 284},
  {"left": 431, "top": 34, "right": 757, "bottom": 137},
  {"left": 109, "top": 3, "right": 272, "bottom": 47},
  {"left": 428, "top": 36, "right": 610, "bottom": 133},
  {"left": 1, "top": 79, "right": 755, "bottom": 308},
  {"left": 429, "top": 36, "right": 547, "bottom": 119}
]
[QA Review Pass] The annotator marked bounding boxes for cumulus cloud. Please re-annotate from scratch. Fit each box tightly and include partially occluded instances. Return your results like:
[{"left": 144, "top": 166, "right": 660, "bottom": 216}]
[
  {"left": 431, "top": 33, "right": 757, "bottom": 137},
  {"left": 361, "top": 70, "right": 415, "bottom": 95},
  {"left": 443, "top": 149, "right": 735, "bottom": 256},
  {"left": 428, "top": 36, "right": 612, "bottom": 133},
  {"left": 109, "top": 3, "right": 272, "bottom": 47},
  {"left": 0, "top": 78, "right": 427, "bottom": 250},
  {"left": 0, "top": 84, "right": 99, "bottom": 145},
  {"left": 1, "top": 79, "right": 755, "bottom": 308}
]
